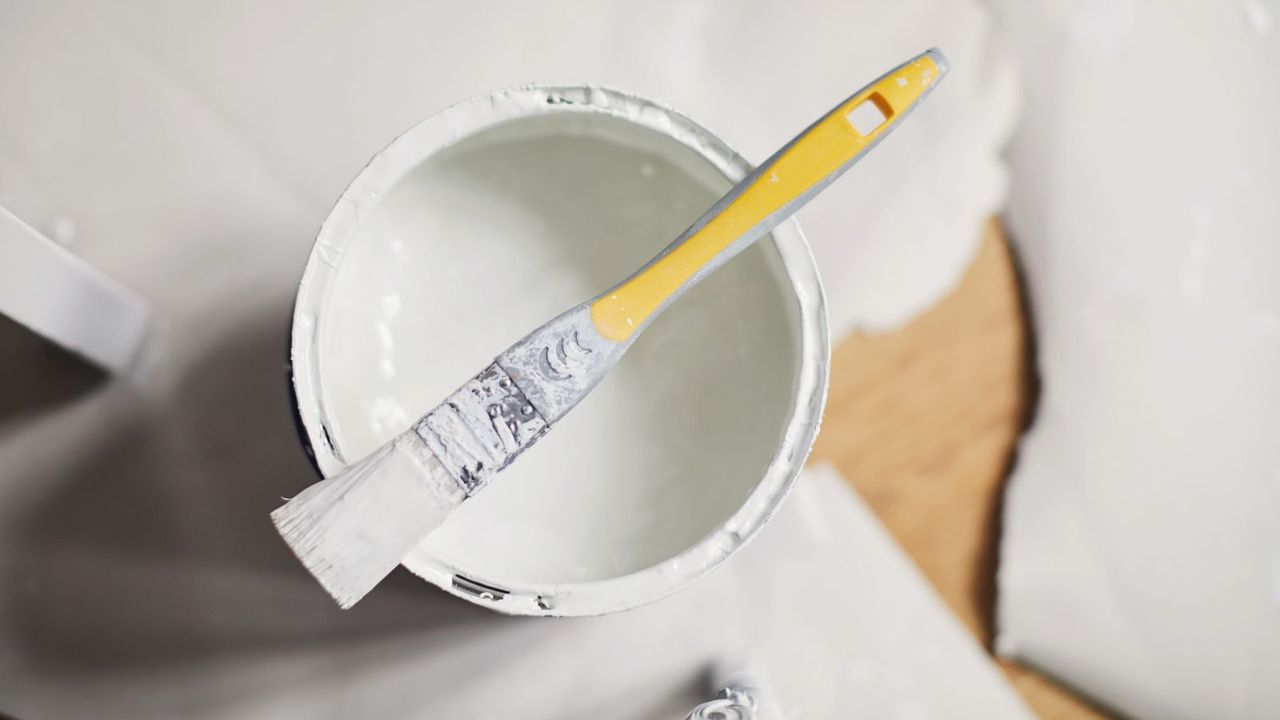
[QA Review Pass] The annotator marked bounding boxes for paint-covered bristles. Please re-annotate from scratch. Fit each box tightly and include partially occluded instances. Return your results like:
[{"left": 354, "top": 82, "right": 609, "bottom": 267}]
[{"left": 271, "top": 432, "right": 466, "bottom": 608}]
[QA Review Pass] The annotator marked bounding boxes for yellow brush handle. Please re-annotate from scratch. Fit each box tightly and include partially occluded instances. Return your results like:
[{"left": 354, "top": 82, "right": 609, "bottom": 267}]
[{"left": 590, "top": 49, "right": 947, "bottom": 343}]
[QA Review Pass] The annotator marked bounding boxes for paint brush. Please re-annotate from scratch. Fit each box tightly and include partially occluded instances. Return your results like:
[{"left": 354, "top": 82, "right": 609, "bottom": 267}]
[{"left": 273, "top": 49, "right": 949, "bottom": 608}]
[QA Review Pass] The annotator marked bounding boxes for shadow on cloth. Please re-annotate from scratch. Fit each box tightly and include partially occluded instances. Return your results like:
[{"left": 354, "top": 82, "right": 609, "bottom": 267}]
[
  {"left": 2, "top": 301, "right": 505, "bottom": 676},
  {"left": 0, "top": 313, "right": 105, "bottom": 430}
]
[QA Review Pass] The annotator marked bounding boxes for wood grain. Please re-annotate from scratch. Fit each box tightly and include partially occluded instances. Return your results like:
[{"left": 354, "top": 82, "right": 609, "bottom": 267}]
[{"left": 809, "top": 220, "right": 1109, "bottom": 719}]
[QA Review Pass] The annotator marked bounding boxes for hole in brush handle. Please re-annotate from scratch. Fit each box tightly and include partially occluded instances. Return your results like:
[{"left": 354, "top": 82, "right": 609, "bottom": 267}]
[{"left": 846, "top": 93, "right": 894, "bottom": 136}]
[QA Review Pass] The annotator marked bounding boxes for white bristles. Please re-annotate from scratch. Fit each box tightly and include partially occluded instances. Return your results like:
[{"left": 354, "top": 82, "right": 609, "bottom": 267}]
[{"left": 271, "top": 431, "right": 466, "bottom": 608}]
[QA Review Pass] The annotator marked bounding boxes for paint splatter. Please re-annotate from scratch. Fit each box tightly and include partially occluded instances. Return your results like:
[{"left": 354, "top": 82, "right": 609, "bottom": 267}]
[
  {"left": 1245, "top": 0, "right": 1274, "bottom": 36},
  {"left": 1071, "top": 0, "right": 1137, "bottom": 50},
  {"left": 47, "top": 216, "right": 76, "bottom": 246},
  {"left": 894, "top": 699, "right": 931, "bottom": 720},
  {"left": 1179, "top": 204, "right": 1213, "bottom": 303},
  {"left": 1250, "top": 313, "right": 1280, "bottom": 340}
]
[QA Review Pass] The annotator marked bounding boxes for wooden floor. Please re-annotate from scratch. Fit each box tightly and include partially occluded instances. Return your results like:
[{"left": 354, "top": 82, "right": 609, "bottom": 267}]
[{"left": 809, "top": 221, "right": 1109, "bottom": 719}]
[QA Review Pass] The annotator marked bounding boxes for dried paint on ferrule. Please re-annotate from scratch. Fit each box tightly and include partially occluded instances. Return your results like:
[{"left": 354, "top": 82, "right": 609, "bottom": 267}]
[{"left": 413, "top": 363, "right": 548, "bottom": 495}]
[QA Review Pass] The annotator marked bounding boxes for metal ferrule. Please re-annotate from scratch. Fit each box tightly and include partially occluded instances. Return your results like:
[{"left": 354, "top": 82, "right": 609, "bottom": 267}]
[
  {"left": 496, "top": 303, "right": 628, "bottom": 425},
  {"left": 414, "top": 304, "right": 625, "bottom": 498},
  {"left": 413, "top": 363, "right": 549, "bottom": 496}
]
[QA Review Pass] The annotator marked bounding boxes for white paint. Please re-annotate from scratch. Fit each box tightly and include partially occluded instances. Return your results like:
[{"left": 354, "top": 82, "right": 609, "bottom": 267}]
[{"left": 294, "top": 87, "right": 828, "bottom": 615}]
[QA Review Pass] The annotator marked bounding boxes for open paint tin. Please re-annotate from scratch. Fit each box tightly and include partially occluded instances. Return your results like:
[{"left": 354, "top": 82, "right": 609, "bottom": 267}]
[{"left": 290, "top": 85, "right": 828, "bottom": 616}]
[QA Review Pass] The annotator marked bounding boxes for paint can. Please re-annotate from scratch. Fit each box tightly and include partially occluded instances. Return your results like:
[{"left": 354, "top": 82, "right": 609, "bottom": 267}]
[{"left": 289, "top": 85, "right": 828, "bottom": 616}]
